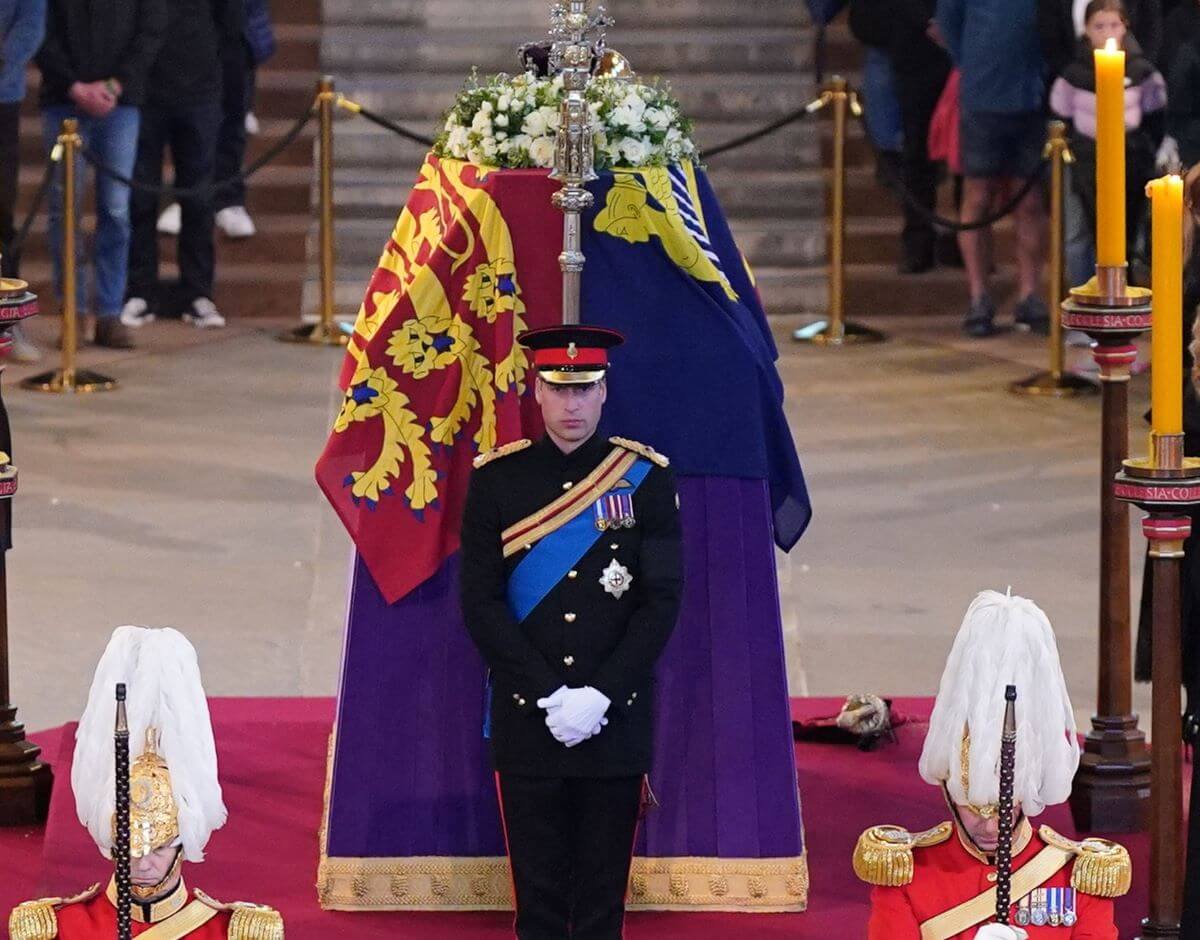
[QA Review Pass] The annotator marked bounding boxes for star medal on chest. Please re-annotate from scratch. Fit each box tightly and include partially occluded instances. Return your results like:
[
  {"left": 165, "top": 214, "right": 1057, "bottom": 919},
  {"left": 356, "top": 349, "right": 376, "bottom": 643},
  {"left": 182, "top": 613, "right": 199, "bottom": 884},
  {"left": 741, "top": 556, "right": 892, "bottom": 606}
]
[
  {"left": 600, "top": 558, "right": 633, "bottom": 598},
  {"left": 594, "top": 484, "right": 636, "bottom": 531}
]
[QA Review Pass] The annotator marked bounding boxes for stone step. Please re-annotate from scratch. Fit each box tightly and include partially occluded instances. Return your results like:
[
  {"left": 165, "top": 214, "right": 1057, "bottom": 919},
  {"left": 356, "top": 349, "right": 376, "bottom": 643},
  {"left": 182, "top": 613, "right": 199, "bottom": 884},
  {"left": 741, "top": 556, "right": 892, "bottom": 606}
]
[
  {"left": 322, "top": 26, "right": 810, "bottom": 75},
  {"left": 331, "top": 71, "right": 816, "bottom": 122},
  {"left": 322, "top": 0, "right": 806, "bottom": 28}
]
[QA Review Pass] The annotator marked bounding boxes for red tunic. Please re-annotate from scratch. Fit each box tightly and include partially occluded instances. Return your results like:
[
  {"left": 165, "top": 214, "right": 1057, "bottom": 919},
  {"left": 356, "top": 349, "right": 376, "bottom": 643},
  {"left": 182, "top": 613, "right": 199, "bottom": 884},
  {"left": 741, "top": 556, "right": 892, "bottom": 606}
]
[
  {"left": 55, "top": 890, "right": 231, "bottom": 938},
  {"left": 867, "top": 828, "right": 1118, "bottom": 939}
]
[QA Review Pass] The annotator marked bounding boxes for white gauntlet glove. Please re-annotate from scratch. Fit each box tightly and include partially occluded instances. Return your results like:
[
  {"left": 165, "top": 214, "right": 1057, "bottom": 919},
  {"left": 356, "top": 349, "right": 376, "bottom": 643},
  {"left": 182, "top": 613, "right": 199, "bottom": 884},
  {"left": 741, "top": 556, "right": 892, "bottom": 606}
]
[
  {"left": 974, "top": 925, "right": 1028, "bottom": 940},
  {"left": 538, "top": 686, "right": 611, "bottom": 748}
]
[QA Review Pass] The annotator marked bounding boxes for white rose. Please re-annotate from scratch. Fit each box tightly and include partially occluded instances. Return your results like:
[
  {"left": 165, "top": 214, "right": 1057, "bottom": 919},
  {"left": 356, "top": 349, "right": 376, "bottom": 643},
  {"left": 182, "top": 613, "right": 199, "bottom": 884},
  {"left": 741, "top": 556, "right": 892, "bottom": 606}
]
[
  {"left": 471, "top": 110, "right": 492, "bottom": 133},
  {"left": 497, "top": 94, "right": 510, "bottom": 111},
  {"left": 466, "top": 146, "right": 485, "bottom": 164},
  {"left": 644, "top": 107, "right": 670, "bottom": 131},
  {"left": 543, "top": 106, "right": 561, "bottom": 130},
  {"left": 511, "top": 133, "right": 533, "bottom": 152},
  {"left": 496, "top": 130, "right": 508, "bottom": 140},
  {"left": 480, "top": 100, "right": 493, "bottom": 113},
  {"left": 529, "top": 136, "right": 557, "bottom": 167},
  {"left": 619, "top": 137, "right": 650, "bottom": 165},
  {"left": 447, "top": 126, "right": 470, "bottom": 154},
  {"left": 620, "top": 92, "right": 647, "bottom": 117},
  {"left": 523, "top": 109, "right": 548, "bottom": 138},
  {"left": 481, "top": 137, "right": 498, "bottom": 158},
  {"left": 611, "top": 106, "right": 646, "bottom": 133}
]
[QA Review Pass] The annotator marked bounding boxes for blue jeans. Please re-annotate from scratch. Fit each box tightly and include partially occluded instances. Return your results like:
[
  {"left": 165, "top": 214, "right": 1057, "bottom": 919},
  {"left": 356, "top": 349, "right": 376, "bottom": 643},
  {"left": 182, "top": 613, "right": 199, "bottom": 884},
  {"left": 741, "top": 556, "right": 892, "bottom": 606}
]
[{"left": 41, "top": 105, "right": 139, "bottom": 319}]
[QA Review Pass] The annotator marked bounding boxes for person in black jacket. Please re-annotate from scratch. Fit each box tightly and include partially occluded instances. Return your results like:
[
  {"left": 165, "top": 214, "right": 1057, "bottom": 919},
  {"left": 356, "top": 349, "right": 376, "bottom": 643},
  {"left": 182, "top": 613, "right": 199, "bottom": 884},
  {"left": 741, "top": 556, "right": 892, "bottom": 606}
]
[
  {"left": 849, "top": 0, "right": 958, "bottom": 274},
  {"left": 35, "top": 0, "right": 166, "bottom": 349},
  {"left": 460, "top": 326, "right": 683, "bottom": 940},
  {"left": 121, "top": 0, "right": 243, "bottom": 332}
]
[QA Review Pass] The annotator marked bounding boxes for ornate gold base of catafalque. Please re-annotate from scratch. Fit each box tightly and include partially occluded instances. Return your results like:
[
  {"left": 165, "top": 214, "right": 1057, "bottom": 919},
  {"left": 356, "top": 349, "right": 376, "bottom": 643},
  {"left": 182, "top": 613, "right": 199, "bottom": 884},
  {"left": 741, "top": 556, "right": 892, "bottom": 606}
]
[
  {"left": 1060, "top": 265, "right": 1153, "bottom": 834},
  {"left": 315, "top": 737, "right": 808, "bottom": 913}
]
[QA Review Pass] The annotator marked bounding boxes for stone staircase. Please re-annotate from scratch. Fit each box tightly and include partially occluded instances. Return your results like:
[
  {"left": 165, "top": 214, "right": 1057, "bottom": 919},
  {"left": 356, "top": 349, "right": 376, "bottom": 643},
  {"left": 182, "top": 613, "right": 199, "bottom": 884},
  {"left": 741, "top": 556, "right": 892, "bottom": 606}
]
[{"left": 315, "top": 0, "right": 822, "bottom": 318}]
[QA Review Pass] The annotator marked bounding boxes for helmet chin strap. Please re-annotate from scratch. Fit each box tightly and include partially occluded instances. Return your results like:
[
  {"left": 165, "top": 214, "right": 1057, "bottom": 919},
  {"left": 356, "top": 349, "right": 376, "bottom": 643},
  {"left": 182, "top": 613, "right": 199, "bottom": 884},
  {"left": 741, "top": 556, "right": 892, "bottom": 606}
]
[{"left": 941, "top": 784, "right": 1024, "bottom": 859}]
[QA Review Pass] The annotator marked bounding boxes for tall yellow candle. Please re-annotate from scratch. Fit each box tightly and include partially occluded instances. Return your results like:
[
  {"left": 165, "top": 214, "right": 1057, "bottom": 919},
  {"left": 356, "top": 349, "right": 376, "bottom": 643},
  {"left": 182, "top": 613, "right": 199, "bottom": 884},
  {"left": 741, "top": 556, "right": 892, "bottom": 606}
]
[
  {"left": 1094, "top": 37, "right": 1126, "bottom": 268},
  {"left": 1149, "top": 174, "right": 1183, "bottom": 437}
]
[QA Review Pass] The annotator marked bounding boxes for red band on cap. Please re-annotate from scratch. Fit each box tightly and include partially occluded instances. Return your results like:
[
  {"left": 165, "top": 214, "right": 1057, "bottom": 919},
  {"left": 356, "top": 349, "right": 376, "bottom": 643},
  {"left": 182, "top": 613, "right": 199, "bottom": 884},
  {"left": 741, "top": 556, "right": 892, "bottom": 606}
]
[{"left": 533, "top": 347, "right": 607, "bottom": 367}]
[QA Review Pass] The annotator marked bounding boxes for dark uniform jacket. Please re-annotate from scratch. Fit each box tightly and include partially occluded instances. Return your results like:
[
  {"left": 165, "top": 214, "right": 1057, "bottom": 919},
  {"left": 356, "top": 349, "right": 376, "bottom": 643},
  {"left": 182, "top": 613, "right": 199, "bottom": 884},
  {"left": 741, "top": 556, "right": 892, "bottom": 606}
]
[{"left": 460, "top": 432, "right": 683, "bottom": 778}]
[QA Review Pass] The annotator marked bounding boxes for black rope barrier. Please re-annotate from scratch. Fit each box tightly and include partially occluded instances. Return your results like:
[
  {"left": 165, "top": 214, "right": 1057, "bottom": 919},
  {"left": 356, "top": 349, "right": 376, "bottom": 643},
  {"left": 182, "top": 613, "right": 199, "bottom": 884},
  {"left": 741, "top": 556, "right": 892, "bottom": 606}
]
[
  {"left": 78, "top": 105, "right": 317, "bottom": 200},
  {"left": 7, "top": 156, "right": 56, "bottom": 274},
  {"left": 700, "top": 104, "right": 814, "bottom": 160},
  {"left": 337, "top": 99, "right": 435, "bottom": 147}
]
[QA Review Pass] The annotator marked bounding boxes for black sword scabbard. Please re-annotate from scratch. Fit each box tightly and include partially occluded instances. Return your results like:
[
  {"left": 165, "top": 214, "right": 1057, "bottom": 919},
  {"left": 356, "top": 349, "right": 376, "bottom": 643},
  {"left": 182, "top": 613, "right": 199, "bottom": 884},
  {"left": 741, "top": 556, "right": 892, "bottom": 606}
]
[
  {"left": 994, "top": 685, "right": 1018, "bottom": 924},
  {"left": 114, "top": 683, "right": 132, "bottom": 940}
]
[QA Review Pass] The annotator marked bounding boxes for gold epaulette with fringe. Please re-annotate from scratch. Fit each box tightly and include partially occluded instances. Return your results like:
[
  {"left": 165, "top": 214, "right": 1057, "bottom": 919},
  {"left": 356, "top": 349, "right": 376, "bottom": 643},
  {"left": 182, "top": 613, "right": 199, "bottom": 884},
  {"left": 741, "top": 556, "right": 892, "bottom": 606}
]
[
  {"left": 8, "top": 884, "right": 100, "bottom": 940},
  {"left": 853, "top": 822, "right": 954, "bottom": 887},
  {"left": 608, "top": 436, "right": 669, "bottom": 468},
  {"left": 1039, "top": 825, "right": 1132, "bottom": 898},
  {"left": 472, "top": 438, "right": 532, "bottom": 469},
  {"left": 195, "top": 889, "right": 284, "bottom": 940}
]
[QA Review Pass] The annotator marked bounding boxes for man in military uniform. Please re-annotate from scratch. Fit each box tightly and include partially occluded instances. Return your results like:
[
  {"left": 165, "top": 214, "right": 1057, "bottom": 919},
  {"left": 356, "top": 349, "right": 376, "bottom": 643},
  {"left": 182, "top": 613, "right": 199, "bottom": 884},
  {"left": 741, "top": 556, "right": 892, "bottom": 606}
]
[
  {"left": 855, "top": 590, "right": 1129, "bottom": 939},
  {"left": 8, "top": 626, "right": 283, "bottom": 940},
  {"left": 461, "top": 325, "right": 683, "bottom": 940}
]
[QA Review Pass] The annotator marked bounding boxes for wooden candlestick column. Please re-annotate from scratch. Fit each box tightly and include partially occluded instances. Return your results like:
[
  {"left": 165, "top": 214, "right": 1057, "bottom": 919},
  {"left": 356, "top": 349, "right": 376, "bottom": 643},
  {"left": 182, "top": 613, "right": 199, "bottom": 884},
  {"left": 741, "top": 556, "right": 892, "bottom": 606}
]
[
  {"left": 0, "top": 274, "right": 51, "bottom": 825},
  {"left": 1061, "top": 268, "right": 1152, "bottom": 831}
]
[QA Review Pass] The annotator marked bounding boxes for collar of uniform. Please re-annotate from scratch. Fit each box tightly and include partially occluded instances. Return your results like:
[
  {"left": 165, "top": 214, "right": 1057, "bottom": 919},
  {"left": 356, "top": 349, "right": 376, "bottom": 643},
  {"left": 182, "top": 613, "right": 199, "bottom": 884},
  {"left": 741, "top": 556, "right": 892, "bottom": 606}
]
[
  {"left": 951, "top": 814, "right": 1034, "bottom": 865},
  {"left": 538, "top": 431, "right": 608, "bottom": 468},
  {"left": 105, "top": 874, "right": 188, "bottom": 923}
]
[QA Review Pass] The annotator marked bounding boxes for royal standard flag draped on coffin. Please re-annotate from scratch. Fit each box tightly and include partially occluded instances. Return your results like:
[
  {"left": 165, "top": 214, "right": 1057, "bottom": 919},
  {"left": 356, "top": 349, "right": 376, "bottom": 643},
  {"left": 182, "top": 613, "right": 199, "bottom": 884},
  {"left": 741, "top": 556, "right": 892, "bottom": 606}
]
[{"left": 316, "top": 155, "right": 810, "bottom": 604}]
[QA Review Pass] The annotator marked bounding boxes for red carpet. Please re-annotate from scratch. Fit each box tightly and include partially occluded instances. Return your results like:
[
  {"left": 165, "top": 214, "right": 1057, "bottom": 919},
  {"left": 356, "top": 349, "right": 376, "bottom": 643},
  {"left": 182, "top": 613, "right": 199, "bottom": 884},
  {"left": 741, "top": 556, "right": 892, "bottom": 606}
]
[{"left": 0, "top": 697, "right": 1165, "bottom": 938}]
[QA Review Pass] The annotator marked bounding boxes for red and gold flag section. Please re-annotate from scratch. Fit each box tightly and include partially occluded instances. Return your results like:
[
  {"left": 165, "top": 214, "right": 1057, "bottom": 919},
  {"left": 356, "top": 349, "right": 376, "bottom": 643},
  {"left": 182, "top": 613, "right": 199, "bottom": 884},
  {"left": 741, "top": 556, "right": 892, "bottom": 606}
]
[{"left": 315, "top": 158, "right": 562, "bottom": 603}]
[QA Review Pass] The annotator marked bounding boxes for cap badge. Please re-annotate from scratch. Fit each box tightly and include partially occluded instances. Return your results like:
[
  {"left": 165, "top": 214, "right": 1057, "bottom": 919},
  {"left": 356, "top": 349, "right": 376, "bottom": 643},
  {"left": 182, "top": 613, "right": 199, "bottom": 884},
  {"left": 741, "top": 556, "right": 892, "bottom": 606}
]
[{"left": 567, "top": 342, "right": 578, "bottom": 360}]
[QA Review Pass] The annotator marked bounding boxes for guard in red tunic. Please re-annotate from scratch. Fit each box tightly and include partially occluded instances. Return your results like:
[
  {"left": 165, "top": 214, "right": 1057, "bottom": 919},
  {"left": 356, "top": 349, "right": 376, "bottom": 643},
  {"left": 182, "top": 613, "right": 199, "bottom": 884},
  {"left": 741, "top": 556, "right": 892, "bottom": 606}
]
[
  {"left": 854, "top": 590, "right": 1130, "bottom": 939},
  {"left": 8, "top": 626, "right": 283, "bottom": 940}
]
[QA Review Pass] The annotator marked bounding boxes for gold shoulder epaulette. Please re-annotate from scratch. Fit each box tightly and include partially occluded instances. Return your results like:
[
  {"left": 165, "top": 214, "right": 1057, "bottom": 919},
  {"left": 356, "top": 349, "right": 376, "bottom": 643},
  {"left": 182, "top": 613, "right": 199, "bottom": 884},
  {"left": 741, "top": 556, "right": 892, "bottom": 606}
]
[
  {"left": 473, "top": 438, "right": 532, "bottom": 469},
  {"left": 608, "top": 436, "right": 669, "bottom": 468},
  {"left": 8, "top": 884, "right": 100, "bottom": 940},
  {"left": 1039, "top": 825, "right": 1132, "bottom": 898},
  {"left": 195, "top": 890, "right": 284, "bottom": 940},
  {"left": 853, "top": 821, "right": 953, "bottom": 887}
]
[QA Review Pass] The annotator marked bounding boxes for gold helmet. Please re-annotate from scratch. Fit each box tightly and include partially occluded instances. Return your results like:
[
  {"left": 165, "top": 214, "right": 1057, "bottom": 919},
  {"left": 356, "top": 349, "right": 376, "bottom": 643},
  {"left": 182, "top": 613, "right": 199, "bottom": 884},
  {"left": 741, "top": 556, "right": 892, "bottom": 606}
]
[{"left": 73, "top": 627, "right": 226, "bottom": 868}]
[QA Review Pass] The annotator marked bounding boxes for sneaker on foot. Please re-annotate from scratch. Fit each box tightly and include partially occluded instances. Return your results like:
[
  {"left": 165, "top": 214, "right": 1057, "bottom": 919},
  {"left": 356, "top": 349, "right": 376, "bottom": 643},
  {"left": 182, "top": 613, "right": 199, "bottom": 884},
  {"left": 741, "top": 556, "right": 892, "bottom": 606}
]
[
  {"left": 1013, "top": 294, "right": 1051, "bottom": 335},
  {"left": 8, "top": 324, "right": 40, "bottom": 363},
  {"left": 963, "top": 296, "right": 997, "bottom": 338},
  {"left": 183, "top": 297, "right": 226, "bottom": 329},
  {"left": 157, "top": 203, "right": 181, "bottom": 236},
  {"left": 216, "top": 205, "right": 256, "bottom": 239},
  {"left": 94, "top": 317, "right": 136, "bottom": 349},
  {"left": 120, "top": 297, "right": 155, "bottom": 328},
  {"left": 244, "top": 111, "right": 260, "bottom": 135}
]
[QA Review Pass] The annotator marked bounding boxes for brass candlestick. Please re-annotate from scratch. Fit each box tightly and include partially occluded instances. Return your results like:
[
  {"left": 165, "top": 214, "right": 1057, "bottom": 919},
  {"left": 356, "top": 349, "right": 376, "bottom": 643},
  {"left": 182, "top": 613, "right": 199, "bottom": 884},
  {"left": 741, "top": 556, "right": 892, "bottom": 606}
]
[
  {"left": 1061, "top": 264, "right": 1152, "bottom": 832},
  {"left": 1114, "top": 431, "right": 1200, "bottom": 940}
]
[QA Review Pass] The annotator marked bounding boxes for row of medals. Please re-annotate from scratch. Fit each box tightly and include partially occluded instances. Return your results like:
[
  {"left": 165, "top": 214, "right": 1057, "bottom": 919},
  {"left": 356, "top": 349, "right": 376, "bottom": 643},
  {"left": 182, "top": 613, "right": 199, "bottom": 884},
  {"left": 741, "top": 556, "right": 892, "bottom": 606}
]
[{"left": 1013, "top": 887, "right": 1078, "bottom": 928}]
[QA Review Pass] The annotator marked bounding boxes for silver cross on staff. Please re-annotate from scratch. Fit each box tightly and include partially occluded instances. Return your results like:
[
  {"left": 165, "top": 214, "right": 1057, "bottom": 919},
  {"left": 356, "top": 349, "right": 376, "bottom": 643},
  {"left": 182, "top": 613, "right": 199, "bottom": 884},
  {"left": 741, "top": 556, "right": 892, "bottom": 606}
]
[{"left": 548, "top": 1, "right": 613, "bottom": 325}]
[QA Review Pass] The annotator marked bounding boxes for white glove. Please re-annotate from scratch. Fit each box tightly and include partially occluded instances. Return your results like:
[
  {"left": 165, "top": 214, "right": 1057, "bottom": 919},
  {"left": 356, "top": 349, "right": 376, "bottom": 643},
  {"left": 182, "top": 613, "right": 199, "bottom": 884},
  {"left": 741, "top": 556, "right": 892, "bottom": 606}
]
[
  {"left": 974, "top": 925, "right": 1028, "bottom": 940},
  {"left": 538, "top": 686, "right": 611, "bottom": 748},
  {"left": 1157, "top": 135, "right": 1180, "bottom": 171}
]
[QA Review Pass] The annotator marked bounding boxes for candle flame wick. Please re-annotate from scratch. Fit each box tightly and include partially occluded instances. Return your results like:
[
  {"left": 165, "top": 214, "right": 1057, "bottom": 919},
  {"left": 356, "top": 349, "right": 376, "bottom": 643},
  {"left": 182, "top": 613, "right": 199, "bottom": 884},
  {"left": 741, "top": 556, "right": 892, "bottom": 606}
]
[{"left": 1105, "top": 37, "right": 1118, "bottom": 52}]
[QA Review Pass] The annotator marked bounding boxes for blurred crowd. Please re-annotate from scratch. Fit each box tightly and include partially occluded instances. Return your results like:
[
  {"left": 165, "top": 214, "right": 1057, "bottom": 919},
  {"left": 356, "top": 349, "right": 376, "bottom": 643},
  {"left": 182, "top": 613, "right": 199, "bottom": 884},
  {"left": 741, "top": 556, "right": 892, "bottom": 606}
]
[
  {"left": 0, "top": 0, "right": 276, "bottom": 360},
  {"left": 850, "top": 0, "right": 1197, "bottom": 338}
]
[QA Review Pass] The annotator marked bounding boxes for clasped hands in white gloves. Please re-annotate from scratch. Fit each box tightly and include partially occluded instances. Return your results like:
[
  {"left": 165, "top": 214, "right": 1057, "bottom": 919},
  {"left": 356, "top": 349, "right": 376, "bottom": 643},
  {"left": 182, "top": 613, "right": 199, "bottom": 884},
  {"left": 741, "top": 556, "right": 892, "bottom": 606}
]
[
  {"left": 975, "top": 925, "right": 1028, "bottom": 940},
  {"left": 537, "top": 685, "right": 611, "bottom": 747}
]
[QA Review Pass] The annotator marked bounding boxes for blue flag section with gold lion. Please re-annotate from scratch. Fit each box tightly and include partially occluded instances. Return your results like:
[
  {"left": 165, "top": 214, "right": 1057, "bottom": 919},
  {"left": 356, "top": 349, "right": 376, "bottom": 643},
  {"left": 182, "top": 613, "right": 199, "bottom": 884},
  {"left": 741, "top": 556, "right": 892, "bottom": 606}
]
[{"left": 318, "top": 157, "right": 812, "bottom": 914}]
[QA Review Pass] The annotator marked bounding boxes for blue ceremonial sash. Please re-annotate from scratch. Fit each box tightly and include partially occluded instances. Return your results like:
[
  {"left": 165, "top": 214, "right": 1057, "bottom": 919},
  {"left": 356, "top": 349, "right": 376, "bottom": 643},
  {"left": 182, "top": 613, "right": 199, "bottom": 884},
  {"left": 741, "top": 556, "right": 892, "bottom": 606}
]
[
  {"left": 506, "top": 456, "right": 652, "bottom": 622},
  {"left": 483, "top": 456, "right": 653, "bottom": 738}
]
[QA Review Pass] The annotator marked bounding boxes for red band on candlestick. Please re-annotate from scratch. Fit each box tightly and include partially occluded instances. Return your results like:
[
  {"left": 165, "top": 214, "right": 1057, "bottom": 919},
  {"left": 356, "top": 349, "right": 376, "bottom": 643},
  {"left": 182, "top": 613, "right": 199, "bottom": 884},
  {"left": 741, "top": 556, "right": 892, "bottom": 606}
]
[{"left": 1142, "top": 516, "right": 1192, "bottom": 540}]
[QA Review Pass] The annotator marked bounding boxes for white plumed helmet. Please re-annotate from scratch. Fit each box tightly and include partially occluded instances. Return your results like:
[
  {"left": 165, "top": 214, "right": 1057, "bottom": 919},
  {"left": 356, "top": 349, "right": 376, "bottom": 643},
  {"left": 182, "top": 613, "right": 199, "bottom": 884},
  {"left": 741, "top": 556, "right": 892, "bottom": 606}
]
[
  {"left": 918, "top": 590, "right": 1079, "bottom": 817},
  {"left": 71, "top": 626, "right": 226, "bottom": 862}
]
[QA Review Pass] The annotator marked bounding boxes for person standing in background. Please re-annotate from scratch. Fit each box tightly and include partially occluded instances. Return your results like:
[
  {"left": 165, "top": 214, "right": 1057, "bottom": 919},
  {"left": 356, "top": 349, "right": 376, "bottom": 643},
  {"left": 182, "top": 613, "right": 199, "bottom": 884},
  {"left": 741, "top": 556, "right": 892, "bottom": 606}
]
[
  {"left": 0, "top": 0, "right": 45, "bottom": 361},
  {"left": 35, "top": 0, "right": 164, "bottom": 350},
  {"left": 936, "top": 0, "right": 1050, "bottom": 338},
  {"left": 122, "top": 0, "right": 242, "bottom": 331}
]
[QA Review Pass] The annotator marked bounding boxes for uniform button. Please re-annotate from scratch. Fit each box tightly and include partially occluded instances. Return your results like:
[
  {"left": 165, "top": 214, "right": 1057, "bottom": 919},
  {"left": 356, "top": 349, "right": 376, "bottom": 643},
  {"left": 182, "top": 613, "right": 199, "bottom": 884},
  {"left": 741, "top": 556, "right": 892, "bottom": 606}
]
[
  {"left": 610, "top": 543, "right": 619, "bottom": 550},
  {"left": 631, "top": 692, "right": 638, "bottom": 700},
  {"left": 518, "top": 697, "right": 526, "bottom": 707},
  {"left": 563, "top": 655, "right": 575, "bottom": 666},
  {"left": 524, "top": 544, "right": 533, "bottom": 551},
  {"left": 626, "top": 698, "right": 634, "bottom": 706},
  {"left": 564, "top": 612, "right": 576, "bottom": 623},
  {"left": 562, "top": 481, "right": 574, "bottom": 490},
  {"left": 567, "top": 570, "right": 578, "bottom": 579},
  {"left": 512, "top": 693, "right": 520, "bottom": 701}
]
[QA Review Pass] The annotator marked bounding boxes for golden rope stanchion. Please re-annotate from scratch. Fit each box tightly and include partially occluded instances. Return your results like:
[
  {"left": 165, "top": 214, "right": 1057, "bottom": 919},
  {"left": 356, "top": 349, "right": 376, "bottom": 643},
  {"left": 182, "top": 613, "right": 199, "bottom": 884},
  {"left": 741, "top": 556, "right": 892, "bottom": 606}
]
[
  {"left": 23, "top": 119, "right": 117, "bottom": 393},
  {"left": 793, "top": 75, "right": 885, "bottom": 346},
  {"left": 1010, "top": 121, "right": 1097, "bottom": 397},
  {"left": 281, "top": 76, "right": 348, "bottom": 347}
]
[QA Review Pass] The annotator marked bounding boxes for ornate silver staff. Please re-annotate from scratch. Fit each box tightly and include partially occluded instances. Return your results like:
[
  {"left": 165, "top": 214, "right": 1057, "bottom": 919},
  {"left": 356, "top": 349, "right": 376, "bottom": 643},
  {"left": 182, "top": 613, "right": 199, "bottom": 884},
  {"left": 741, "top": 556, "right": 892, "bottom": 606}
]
[
  {"left": 995, "top": 685, "right": 1018, "bottom": 924},
  {"left": 548, "top": 1, "right": 611, "bottom": 325}
]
